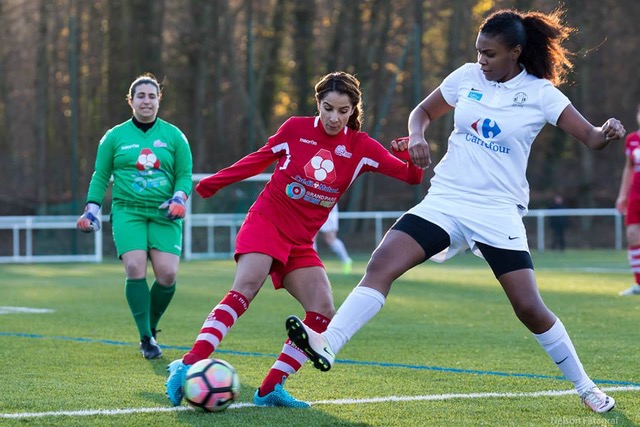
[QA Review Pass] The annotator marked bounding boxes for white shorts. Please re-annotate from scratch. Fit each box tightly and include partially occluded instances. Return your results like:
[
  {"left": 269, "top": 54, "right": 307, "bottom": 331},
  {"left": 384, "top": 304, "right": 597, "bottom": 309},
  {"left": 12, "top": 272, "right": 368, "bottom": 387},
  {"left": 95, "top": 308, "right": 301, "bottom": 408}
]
[
  {"left": 320, "top": 205, "right": 340, "bottom": 233},
  {"left": 405, "top": 194, "right": 530, "bottom": 262}
]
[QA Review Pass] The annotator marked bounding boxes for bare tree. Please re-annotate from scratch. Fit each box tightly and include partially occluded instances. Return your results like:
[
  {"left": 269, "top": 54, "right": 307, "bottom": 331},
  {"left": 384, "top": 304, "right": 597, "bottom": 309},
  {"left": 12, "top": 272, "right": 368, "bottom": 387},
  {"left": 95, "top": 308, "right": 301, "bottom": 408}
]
[
  {"left": 292, "top": 0, "right": 315, "bottom": 115},
  {"left": 0, "top": 0, "right": 637, "bottom": 220}
]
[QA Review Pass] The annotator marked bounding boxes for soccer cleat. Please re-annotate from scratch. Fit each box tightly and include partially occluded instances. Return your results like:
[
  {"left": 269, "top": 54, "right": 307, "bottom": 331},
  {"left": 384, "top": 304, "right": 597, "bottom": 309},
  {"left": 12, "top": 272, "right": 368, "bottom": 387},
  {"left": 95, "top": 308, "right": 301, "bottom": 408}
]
[
  {"left": 139, "top": 336, "right": 162, "bottom": 359},
  {"left": 618, "top": 284, "right": 640, "bottom": 296},
  {"left": 165, "top": 359, "right": 190, "bottom": 406},
  {"left": 285, "top": 315, "right": 334, "bottom": 372},
  {"left": 580, "top": 386, "right": 615, "bottom": 413},
  {"left": 253, "top": 381, "right": 310, "bottom": 408},
  {"left": 342, "top": 258, "right": 353, "bottom": 275}
]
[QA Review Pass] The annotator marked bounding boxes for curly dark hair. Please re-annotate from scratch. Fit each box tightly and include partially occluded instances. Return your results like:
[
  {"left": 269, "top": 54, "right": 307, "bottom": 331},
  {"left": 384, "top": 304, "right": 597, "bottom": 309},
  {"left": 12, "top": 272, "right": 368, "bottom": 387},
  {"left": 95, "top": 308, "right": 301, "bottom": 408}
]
[{"left": 480, "top": 8, "right": 575, "bottom": 86}]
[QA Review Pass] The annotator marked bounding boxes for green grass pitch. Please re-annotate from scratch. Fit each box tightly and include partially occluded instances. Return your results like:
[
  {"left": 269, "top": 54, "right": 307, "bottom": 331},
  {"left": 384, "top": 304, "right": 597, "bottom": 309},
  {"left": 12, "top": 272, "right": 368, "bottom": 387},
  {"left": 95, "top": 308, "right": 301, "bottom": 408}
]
[{"left": 0, "top": 250, "right": 638, "bottom": 426}]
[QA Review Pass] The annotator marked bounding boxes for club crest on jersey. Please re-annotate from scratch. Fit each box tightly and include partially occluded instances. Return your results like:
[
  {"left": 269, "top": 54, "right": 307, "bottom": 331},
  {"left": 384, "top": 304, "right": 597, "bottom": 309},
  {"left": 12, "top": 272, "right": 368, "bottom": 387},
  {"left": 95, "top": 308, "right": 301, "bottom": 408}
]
[
  {"left": 153, "top": 139, "right": 168, "bottom": 148},
  {"left": 471, "top": 118, "right": 501, "bottom": 139},
  {"left": 512, "top": 92, "right": 528, "bottom": 107},
  {"left": 335, "top": 145, "right": 352, "bottom": 158},
  {"left": 136, "top": 148, "right": 160, "bottom": 171},
  {"left": 304, "top": 149, "right": 337, "bottom": 183}
]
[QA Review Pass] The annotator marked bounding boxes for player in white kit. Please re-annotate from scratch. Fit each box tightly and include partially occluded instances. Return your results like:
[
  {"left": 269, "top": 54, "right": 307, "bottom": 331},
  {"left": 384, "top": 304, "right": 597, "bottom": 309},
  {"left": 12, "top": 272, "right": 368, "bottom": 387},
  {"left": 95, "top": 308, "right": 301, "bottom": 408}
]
[
  {"left": 286, "top": 8, "right": 625, "bottom": 413},
  {"left": 315, "top": 205, "right": 353, "bottom": 274}
]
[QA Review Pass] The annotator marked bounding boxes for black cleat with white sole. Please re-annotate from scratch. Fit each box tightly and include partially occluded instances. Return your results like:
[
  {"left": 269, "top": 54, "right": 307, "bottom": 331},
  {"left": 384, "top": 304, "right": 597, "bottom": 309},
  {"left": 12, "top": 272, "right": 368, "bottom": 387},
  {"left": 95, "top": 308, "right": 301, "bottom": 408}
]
[{"left": 286, "top": 315, "right": 334, "bottom": 372}]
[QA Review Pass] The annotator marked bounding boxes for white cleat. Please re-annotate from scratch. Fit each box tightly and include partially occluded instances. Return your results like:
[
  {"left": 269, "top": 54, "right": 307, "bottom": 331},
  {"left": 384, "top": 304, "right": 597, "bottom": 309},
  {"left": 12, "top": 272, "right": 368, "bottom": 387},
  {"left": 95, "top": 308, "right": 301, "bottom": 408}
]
[
  {"left": 580, "top": 386, "right": 615, "bottom": 413},
  {"left": 618, "top": 284, "right": 640, "bottom": 296},
  {"left": 286, "top": 315, "right": 335, "bottom": 372}
]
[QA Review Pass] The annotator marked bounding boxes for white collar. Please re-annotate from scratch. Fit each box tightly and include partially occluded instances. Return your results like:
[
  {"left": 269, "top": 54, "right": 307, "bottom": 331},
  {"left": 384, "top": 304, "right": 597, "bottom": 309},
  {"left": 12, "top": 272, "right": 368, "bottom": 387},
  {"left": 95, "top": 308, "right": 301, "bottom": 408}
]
[{"left": 488, "top": 65, "right": 528, "bottom": 89}]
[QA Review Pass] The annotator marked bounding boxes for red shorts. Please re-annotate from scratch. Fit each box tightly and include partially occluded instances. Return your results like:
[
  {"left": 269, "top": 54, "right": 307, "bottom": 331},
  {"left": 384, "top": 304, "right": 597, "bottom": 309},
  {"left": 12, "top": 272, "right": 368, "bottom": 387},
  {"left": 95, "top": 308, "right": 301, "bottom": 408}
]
[
  {"left": 627, "top": 196, "right": 640, "bottom": 225},
  {"left": 234, "top": 211, "right": 324, "bottom": 289}
]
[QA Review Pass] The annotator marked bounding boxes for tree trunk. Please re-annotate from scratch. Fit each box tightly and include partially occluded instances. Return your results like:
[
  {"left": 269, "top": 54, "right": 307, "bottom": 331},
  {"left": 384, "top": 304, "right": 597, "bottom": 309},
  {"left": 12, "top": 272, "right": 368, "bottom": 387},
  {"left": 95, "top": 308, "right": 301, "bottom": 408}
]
[
  {"left": 35, "top": 0, "right": 49, "bottom": 213},
  {"left": 292, "top": 1, "right": 315, "bottom": 115},
  {"left": 189, "top": 0, "right": 215, "bottom": 172}
]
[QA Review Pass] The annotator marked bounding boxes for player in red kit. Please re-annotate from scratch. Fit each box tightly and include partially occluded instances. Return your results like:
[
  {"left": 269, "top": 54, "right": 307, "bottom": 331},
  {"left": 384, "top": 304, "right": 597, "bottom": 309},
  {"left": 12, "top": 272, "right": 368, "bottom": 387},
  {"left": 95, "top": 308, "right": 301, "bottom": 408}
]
[
  {"left": 165, "top": 71, "right": 423, "bottom": 407},
  {"left": 616, "top": 104, "right": 640, "bottom": 296}
]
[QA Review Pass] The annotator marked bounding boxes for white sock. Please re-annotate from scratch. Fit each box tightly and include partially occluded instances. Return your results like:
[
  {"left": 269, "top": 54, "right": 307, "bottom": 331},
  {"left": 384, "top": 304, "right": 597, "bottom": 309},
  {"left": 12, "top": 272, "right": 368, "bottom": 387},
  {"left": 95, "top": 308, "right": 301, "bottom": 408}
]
[
  {"left": 329, "top": 239, "right": 351, "bottom": 263},
  {"left": 324, "top": 286, "right": 385, "bottom": 354},
  {"left": 534, "top": 318, "right": 595, "bottom": 394}
]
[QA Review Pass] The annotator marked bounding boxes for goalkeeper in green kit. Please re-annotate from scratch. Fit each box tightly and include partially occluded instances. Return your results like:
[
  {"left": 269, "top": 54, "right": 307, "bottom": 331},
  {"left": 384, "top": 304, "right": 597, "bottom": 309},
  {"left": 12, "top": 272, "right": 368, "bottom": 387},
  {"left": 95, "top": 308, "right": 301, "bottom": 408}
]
[{"left": 77, "top": 73, "right": 193, "bottom": 359}]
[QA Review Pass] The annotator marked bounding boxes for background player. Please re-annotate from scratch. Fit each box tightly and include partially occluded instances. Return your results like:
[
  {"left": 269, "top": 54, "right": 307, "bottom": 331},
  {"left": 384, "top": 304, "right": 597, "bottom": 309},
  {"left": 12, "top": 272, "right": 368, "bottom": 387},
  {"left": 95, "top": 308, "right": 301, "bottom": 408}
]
[
  {"left": 315, "top": 204, "right": 353, "bottom": 274},
  {"left": 616, "top": 104, "right": 640, "bottom": 296},
  {"left": 77, "top": 73, "right": 193, "bottom": 360}
]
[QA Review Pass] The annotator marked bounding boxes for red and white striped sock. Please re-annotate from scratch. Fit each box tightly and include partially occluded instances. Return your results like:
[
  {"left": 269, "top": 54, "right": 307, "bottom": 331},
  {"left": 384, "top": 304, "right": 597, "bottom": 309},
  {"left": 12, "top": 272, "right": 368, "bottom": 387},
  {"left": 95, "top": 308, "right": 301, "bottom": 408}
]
[
  {"left": 628, "top": 245, "right": 640, "bottom": 285},
  {"left": 257, "top": 311, "right": 330, "bottom": 396},
  {"left": 182, "top": 290, "right": 249, "bottom": 365}
]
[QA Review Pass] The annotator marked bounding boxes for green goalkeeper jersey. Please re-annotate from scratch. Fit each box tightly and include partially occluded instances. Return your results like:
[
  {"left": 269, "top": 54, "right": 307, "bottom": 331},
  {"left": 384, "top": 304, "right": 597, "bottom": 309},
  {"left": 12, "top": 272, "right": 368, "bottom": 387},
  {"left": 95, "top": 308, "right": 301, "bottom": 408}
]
[{"left": 86, "top": 118, "right": 193, "bottom": 210}]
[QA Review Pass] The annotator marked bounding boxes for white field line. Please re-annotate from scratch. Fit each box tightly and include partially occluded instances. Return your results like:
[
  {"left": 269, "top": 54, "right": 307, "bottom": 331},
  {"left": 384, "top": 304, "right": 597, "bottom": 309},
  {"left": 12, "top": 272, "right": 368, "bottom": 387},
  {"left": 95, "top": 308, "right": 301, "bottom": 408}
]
[
  {"left": 0, "top": 306, "right": 54, "bottom": 315},
  {"left": 1, "top": 386, "right": 639, "bottom": 419}
]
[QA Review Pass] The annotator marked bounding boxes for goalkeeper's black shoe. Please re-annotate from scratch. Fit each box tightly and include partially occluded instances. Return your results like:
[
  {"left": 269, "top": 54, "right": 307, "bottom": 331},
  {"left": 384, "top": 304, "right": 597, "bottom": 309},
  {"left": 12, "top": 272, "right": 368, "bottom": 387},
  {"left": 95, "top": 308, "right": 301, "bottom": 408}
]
[{"left": 140, "top": 336, "right": 163, "bottom": 359}]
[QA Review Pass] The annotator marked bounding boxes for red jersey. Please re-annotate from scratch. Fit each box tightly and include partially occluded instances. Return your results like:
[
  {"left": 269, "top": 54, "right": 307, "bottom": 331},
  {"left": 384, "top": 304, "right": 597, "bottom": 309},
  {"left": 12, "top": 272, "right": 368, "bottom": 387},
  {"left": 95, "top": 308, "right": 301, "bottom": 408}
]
[
  {"left": 625, "top": 131, "right": 640, "bottom": 199},
  {"left": 196, "top": 116, "right": 423, "bottom": 244}
]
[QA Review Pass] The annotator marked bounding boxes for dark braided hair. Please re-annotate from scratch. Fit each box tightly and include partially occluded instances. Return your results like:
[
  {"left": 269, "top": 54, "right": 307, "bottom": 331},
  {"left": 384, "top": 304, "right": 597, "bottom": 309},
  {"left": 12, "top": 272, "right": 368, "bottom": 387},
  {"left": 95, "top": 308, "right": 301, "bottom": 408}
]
[
  {"left": 315, "top": 72, "right": 363, "bottom": 130},
  {"left": 480, "top": 8, "right": 575, "bottom": 86}
]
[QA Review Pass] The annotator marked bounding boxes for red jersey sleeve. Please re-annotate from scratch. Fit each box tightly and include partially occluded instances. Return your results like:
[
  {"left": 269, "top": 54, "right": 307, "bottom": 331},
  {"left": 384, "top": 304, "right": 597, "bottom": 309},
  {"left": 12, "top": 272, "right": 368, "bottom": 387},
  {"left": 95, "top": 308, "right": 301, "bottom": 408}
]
[
  {"left": 196, "top": 143, "right": 279, "bottom": 199},
  {"left": 358, "top": 134, "right": 423, "bottom": 184},
  {"left": 196, "top": 118, "right": 300, "bottom": 198}
]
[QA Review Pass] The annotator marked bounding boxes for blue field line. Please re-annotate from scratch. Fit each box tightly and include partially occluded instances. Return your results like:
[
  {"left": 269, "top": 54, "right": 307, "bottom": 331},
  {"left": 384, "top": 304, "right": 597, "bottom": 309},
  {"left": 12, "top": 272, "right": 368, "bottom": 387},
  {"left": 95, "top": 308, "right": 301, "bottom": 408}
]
[{"left": 3, "top": 331, "right": 639, "bottom": 387}]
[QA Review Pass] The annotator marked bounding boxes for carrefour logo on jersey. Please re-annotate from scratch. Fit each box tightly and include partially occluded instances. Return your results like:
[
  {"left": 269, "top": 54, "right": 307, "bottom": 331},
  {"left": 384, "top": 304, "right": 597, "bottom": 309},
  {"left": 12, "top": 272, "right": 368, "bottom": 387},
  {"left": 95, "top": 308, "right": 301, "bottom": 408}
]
[
  {"left": 467, "top": 118, "right": 511, "bottom": 154},
  {"left": 471, "top": 118, "right": 501, "bottom": 139}
]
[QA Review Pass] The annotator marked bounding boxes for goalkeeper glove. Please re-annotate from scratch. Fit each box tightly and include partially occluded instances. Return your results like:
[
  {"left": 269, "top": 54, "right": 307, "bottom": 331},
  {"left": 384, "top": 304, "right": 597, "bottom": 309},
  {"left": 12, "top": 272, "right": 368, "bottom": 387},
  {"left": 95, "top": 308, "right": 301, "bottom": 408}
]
[
  {"left": 159, "top": 191, "right": 187, "bottom": 220},
  {"left": 77, "top": 203, "right": 101, "bottom": 233}
]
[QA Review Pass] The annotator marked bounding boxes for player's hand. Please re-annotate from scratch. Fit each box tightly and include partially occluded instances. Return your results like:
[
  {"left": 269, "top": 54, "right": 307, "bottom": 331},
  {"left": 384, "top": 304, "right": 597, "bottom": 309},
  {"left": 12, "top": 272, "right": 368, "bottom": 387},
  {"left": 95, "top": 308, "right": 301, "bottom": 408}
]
[
  {"left": 77, "top": 204, "right": 101, "bottom": 233},
  {"left": 408, "top": 136, "right": 431, "bottom": 169},
  {"left": 602, "top": 118, "right": 625, "bottom": 141},
  {"left": 616, "top": 196, "right": 628, "bottom": 215},
  {"left": 391, "top": 136, "right": 410, "bottom": 151},
  {"left": 159, "top": 192, "right": 187, "bottom": 220},
  {"left": 195, "top": 180, "right": 218, "bottom": 199}
]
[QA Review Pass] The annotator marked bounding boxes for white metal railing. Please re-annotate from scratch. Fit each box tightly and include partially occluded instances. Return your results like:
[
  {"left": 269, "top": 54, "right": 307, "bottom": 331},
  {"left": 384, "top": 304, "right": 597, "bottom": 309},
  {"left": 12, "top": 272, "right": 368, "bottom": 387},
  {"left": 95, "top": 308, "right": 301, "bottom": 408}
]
[
  {"left": 0, "top": 215, "right": 103, "bottom": 263},
  {"left": 0, "top": 207, "right": 624, "bottom": 263},
  {"left": 184, "top": 208, "right": 624, "bottom": 260},
  {"left": 531, "top": 208, "right": 624, "bottom": 252}
]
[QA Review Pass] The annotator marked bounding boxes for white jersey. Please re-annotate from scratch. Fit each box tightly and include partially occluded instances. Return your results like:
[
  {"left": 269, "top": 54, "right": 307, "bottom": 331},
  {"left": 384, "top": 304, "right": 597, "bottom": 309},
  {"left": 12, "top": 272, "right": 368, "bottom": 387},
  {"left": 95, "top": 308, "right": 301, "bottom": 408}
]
[
  {"left": 428, "top": 63, "right": 571, "bottom": 209},
  {"left": 319, "top": 204, "right": 340, "bottom": 233}
]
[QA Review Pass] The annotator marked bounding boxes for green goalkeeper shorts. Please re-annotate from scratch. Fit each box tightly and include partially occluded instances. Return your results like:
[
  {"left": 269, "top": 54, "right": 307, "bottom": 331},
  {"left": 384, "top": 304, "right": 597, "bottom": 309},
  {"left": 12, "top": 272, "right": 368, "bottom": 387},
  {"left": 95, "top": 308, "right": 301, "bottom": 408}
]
[{"left": 110, "top": 206, "right": 183, "bottom": 258}]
